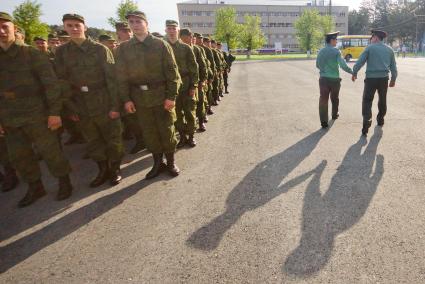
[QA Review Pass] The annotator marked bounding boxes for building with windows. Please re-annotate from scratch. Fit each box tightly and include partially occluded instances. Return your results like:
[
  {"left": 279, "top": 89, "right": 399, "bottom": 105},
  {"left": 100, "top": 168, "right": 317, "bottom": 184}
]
[{"left": 177, "top": 0, "right": 348, "bottom": 51}]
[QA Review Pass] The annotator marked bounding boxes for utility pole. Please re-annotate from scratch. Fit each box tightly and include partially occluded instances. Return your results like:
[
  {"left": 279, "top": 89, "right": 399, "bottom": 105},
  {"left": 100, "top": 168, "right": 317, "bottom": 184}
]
[{"left": 328, "top": 0, "right": 332, "bottom": 16}]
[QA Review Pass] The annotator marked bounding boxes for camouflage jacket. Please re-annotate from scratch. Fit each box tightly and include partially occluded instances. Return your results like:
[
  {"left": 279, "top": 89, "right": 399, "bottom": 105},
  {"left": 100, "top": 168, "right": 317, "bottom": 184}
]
[
  {"left": 0, "top": 41, "right": 62, "bottom": 127},
  {"left": 115, "top": 34, "right": 181, "bottom": 107},
  {"left": 201, "top": 45, "right": 217, "bottom": 79},
  {"left": 166, "top": 39, "right": 199, "bottom": 91},
  {"left": 210, "top": 48, "right": 222, "bottom": 75},
  {"left": 192, "top": 45, "right": 208, "bottom": 83},
  {"left": 55, "top": 38, "right": 119, "bottom": 117}
]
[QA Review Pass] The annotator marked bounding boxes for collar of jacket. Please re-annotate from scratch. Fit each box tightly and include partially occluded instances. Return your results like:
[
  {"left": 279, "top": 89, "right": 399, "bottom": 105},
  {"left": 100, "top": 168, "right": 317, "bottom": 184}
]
[
  {"left": 68, "top": 38, "right": 95, "bottom": 52},
  {"left": 129, "top": 33, "right": 154, "bottom": 46},
  {"left": 0, "top": 41, "right": 22, "bottom": 58}
]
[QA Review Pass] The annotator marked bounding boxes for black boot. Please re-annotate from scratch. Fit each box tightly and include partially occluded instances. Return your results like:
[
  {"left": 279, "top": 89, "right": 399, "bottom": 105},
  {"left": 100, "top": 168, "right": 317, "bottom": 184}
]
[
  {"left": 219, "top": 92, "right": 224, "bottom": 98},
  {"left": 146, "top": 153, "right": 165, "bottom": 180},
  {"left": 165, "top": 153, "right": 180, "bottom": 177},
  {"left": 332, "top": 113, "right": 340, "bottom": 120},
  {"left": 198, "top": 118, "right": 206, "bottom": 132},
  {"left": 130, "top": 137, "right": 145, "bottom": 154},
  {"left": 177, "top": 132, "right": 187, "bottom": 149},
  {"left": 225, "top": 87, "right": 229, "bottom": 94},
  {"left": 89, "top": 161, "right": 109, "bottom": 188},
  {"left": 207, "top": 107, "right": 214, "bottom": 115},
  {"left": 362, "top": 121, "right": 372, "bottom": 136},
  {"left": 18, "top": 180, "right": 46, "bottom": 208},
  {"left": 57, "top": 175, "right": 73, "bottom": 201},
  {"left": 377, "top": 116, "right": 385, "bottom": 126},
  {"left": 109, "top": 161, "right": 122, "bottom": 186},
  {"left": 187, "top": 135, "right": 197, "bottom": 147},
  {"left": 1, "top": 166, "right": 19, "bottom": 192}
]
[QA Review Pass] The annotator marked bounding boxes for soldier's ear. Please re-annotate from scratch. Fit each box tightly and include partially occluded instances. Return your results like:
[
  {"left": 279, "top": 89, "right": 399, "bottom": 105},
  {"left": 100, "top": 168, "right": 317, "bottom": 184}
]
[{"left": 84, "top": 25, "right": 88, "bottom": 32}]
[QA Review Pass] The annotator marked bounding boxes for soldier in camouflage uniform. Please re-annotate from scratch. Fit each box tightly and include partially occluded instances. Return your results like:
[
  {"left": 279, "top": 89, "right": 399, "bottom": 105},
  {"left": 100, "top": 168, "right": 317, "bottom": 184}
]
[
  {"left": 0, "top": 12, "right": 73, "bottom": 207},
  {"left": 115, "top": 11, "right": 181, "bottom": 179},
  {"left": 165, "top": 20, "right": 199, "bottom": 148},
  {"left": 57, "top": 30, "right": 70, "bottom": 45},
  {"left": 210, "top": 40, "right": 223, "bottom": 104},
  {"left": 55, "top": 13, "right": 124, "bottom": 187},
  {"left": 98, "top": 34, "right": 117, "bottom": 51},
  {"left": 48, "top": 32, "right": 60, "bottom": 53},
  {"left": 183, "top": 30, "right": 208, "bottom": 132},
  {"left": 201, "top": 37, "right": 217, "bottom": 113},
  {"left": 115, "top": 22, "right": 132, "bottom": 44}
]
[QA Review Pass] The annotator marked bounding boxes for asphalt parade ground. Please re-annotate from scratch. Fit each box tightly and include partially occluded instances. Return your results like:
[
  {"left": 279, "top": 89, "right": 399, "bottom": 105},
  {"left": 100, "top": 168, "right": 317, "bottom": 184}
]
[{"left": 1, "top": 58, "right": 424, "bottom": 283}]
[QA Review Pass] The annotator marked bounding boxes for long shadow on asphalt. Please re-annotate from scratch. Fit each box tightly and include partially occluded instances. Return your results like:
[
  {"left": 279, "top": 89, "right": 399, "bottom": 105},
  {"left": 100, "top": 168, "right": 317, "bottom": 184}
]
[
  {"left": 0, "top": 143, "right": 151, "bottom": 243},
  {"left": 0, "top": 171, "right": 173, "bottom": 273},
  {"left": 186, "top": 125, "right": 332, "bottom": 251},
  {"left": 283, "top": 127, "right": 384, "bottom": 277}
]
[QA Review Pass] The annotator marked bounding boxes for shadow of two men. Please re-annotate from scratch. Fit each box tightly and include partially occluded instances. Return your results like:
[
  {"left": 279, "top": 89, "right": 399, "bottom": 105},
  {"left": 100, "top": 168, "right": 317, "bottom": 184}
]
[{"left": 187, "top": 126, "right": 384, "bottom": 277}]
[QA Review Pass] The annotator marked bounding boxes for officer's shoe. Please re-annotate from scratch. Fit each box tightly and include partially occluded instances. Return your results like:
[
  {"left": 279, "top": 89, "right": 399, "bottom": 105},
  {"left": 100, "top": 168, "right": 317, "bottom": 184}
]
[
  {"left": 89, "top": 161, "right": 110, "bottom": 188},
  {"left": 57, "top": 175, "right": 73, "bottom": 201},
  {"left": 109, "top": 161, "right": 122, "bottom": 186},
  {"left": 198, "top": 119, "right": 206, "bottom": 132},
  {"left": 321, "top": 122, "right": 329, "bottom": 129},
  {"left": 130, "top": 140, "right": 145, "bottom": 154},
  {"left": 165, "top": 153, "right": 180, "bottom": 177},
  {"left": 187, "top": 135, "right": 197, "bottom": 147},
  {"left": 332, "top": 113, "right": 340, "bottom": 120},
  {"left": 177, "top": 133, "right": 187, "bottom": 149},
  {"left": 377, "top": 117, "right": 385, "bottom": 127},
  {"left": 18, "top": 180, "right": 46, "bottom": 208},
  {"left": 146, "top": 153, "right": 164, "bottom": 180},
  {"left": 1, "top": 167, "right": 19, "bottom": 192},
  {"left": 225, "top": 88, "right": 229, "bottom": 94},
  {"left": 362, "top": 121, "right": 372, "bottom": 136},
  {"left": 207, "top": 107, "right": 214, "bottom": 115},
  {"left": 219, "top": 93, "right": 224, "bottom": 98}
]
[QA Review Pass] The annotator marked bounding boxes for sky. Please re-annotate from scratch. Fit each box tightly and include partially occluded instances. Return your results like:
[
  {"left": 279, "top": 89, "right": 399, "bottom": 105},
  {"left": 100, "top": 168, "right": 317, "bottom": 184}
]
[{"left": 3, "top": 0, "right": 363, "bottom": 33}]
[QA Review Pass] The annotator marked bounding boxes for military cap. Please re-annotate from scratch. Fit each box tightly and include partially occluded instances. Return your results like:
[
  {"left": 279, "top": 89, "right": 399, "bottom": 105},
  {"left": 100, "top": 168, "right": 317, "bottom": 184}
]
[
  {"left": 0, "top": 12, "right": 13, "bottom": 22},
  {"left": 325, "top": 31, "right": 339, "bottom": 41},
  {"left": 217, "top": 41, "right": 222, "bottom": 45},
  {"left": 165, "top": 20, "right": 179, "bottom": 27},
  {"left": 211, "top": 39, "right": 216, "bottom": 44},
  {"left": 371, "top": 29, "right": 387, "bottom": 39},
  {"left": 33, "top": 36, "right": 47, "bottom": 42},
  {"left": 179, "top": 28, "right": 192, "bottom": 37},
  {"left": 125, "top": 11, "right": 147, "bottom": 22},
  {"left": 98, "top": 34, "right": 115, "bottom": 42},
  {"left": 58, "top": 30, "right": 70, "bottom": 38},
  {"left": 115, "top": 21, "right": 130, "bottom": 30},
  {"left": 151, "top": 32, "right": 164, "bottom": 38},
  {"left": 62, "top": 13, "right": 85, "bottom": 23},
  {"left": 193, "top": 32, "right": 202, "bottom": 38},
  {"left": 48, "top": 32, "right": 58, "bottom": 39},
  {"left": 202, "top": 37, "right": 210, "bottom": 42}
]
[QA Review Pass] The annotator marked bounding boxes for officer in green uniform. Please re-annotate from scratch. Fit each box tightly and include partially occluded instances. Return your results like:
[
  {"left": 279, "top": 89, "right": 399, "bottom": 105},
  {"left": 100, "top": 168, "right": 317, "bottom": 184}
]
[
  {"left": 33, "top": 36, "right": 55, "bottom": 61},
  {"left": 15, "top": 26, "right": 25, "bottom": 44},
  {"left": 165, "top": 20, "right": 199, "bottom": 148},
  {"left": 316, "top": 31, "right": 353, "bottom": 128},
  {"left": 182, "top": 30, "right": 208, "bottom": 132},
  {"left": 0, "top": 12, "right": 73, "bottom": 207},
  {"left": 214, "top": 41, "right": 227, "bottom": 98},
  {"left": 352, "top": 29, "right": 398, "bottom": 136},
  {"left": 48, "top": 32, "right": 60, "bottom": 53},
  {"left": 201, "top": 37, "right": 217, "bottom": 112},
  {"left": 55, "top": 13, "right": 124, "bottom": 187},
  {"left": 209, "top": 40, "right": 222, "bottom": 104},
  {"left": 115, "top": 11, "right": 181, "bottom": 179},
  {"left": 115, "top": 22, "right": 132, "bottom": 44},
  {"left": 218, "top": 42, "right": 234, "bottom": 94}
]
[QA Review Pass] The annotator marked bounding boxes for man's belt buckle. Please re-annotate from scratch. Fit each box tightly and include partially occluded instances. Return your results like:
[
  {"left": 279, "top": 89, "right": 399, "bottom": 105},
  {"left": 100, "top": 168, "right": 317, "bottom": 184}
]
[
  {"left": 140, "top": 85, "right": 149, "bottom": 91},
  {"left": 81, "top": 86, "right": 89, "bottom": 92}
]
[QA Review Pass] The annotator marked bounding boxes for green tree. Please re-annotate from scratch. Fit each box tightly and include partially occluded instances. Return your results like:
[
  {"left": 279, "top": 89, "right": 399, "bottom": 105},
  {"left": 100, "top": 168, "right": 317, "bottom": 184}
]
[
  {"left": 238, "top": 15, "right": 266, "bottom": 58},
  {"left": 294, "top": 10, "right": 334, "bottom": 54},
  {"left": 348, "top": 8, "right": 371, "bottom": 35},
  {"left": 12, "top": 0, "right": 50, "bottom": 44},
  {"left": 214, "top": 7, "right": 241, "bottom": 50},
  {"left": 108, "top": 0, "right": 138, "bottom": 28}
]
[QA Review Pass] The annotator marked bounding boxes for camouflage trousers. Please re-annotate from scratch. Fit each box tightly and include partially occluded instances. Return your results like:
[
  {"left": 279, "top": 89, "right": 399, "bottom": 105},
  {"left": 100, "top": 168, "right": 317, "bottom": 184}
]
[
  {"left": 0, "top": 136, "right": 11, "bottom": 167},
  {"left": 175, "top": 90, "right": 198, "bottom": 136},
  {"left": 4, "top": 119, "right": 71, "bottom": 183},
  {"left": 122, "top": 113, "right": 143, "bottom": 140},
  {"left": 206, "top": 81, "right": 214, "bottom": 106},
  {"left": 136, "top": 105, "right": 177, "bottom": 154},
  {"left": 197, "top": 85, "right": 207, "bottom": 120},
  {"left": 78, "top": 114, "right": 124, "bottom": 163},
  {"left": 212, "top": 77, "right": 220, "bottom": 101}
]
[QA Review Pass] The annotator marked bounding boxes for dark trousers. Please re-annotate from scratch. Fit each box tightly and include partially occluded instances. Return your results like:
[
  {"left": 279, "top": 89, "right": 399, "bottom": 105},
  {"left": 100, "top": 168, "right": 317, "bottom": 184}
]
[
  {"left": 319, "top": 78, "right": 341, "bottom": 123},
  {"left": 362, "top": 77, "right": 388, "bottom": 127},
  {"left": 223, "top": 71, "right": 229, "bottom": 88}
]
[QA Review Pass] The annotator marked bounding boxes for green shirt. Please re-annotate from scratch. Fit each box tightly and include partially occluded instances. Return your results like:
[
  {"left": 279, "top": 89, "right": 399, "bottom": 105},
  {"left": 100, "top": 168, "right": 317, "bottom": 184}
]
[
  {"left": 166, "top": 39, "right": 199, "bottom": 91},
  {"left": 353, "top": 42, "right": 398, "bottom": 81},
  {"left": 55, "top": 38, "right": 119, "bottom": 117},
  {"left": 0, "top": 41, "right": 62, "bottom": 127},
  {"left": 115, "top": 34, "right": 181, "bottom": 107},
  {"left": 316, "top": 44, "right": 352, "bottom": 79},
  {"left": 192, "top": 45, "right": 208, "bottom": 83},
  {"left": 200, "top": 45, "right": 215, "bottom": 80}
]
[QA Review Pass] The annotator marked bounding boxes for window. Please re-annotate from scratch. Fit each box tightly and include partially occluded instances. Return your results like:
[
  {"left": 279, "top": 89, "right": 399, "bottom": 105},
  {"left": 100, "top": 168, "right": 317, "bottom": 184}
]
[{"left": 361, "top": 39, "right": 370, "bottom": 46}]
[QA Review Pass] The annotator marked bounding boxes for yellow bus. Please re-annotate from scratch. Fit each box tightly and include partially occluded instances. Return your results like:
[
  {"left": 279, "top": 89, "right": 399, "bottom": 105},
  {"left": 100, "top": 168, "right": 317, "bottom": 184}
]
[{"left": 337, "top": 35, "right": 371, "bottom": 62}]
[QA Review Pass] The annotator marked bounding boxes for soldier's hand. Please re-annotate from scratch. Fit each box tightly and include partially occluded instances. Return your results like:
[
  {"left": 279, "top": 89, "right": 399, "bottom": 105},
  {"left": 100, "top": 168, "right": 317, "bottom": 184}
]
[
  {"left": 125, "top": 101, "right": 136, "bottom": 114},
  {"left": 109, "top": 111, "right": 121, "bottom": 120},
  {"left": 188, "top": 88, "right": 196, "bottom": 97},
  {"left": 389, "top": 81, "right": 396, "bottom": 88},
  {"left": 69, "top": 114, "right": 80, "bottom": 122},
  {"left": 48, "top": 116, "right": 62, "bottom": 131},
  {"left": 351, "top": 75, "right": 357, "bottom": 82},
  {"left": 164, "top": 99, "right": 175, "bottom": 111}
]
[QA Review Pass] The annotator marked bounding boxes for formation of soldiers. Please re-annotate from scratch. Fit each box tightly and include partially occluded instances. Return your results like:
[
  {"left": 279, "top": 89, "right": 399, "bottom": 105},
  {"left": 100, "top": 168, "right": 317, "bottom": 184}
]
[
  {"left": 316, "top": 30, "right": 398, "bottom": 135},
  {"left": 0, "top": 11, "right": 236, "bottom": 208}
]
